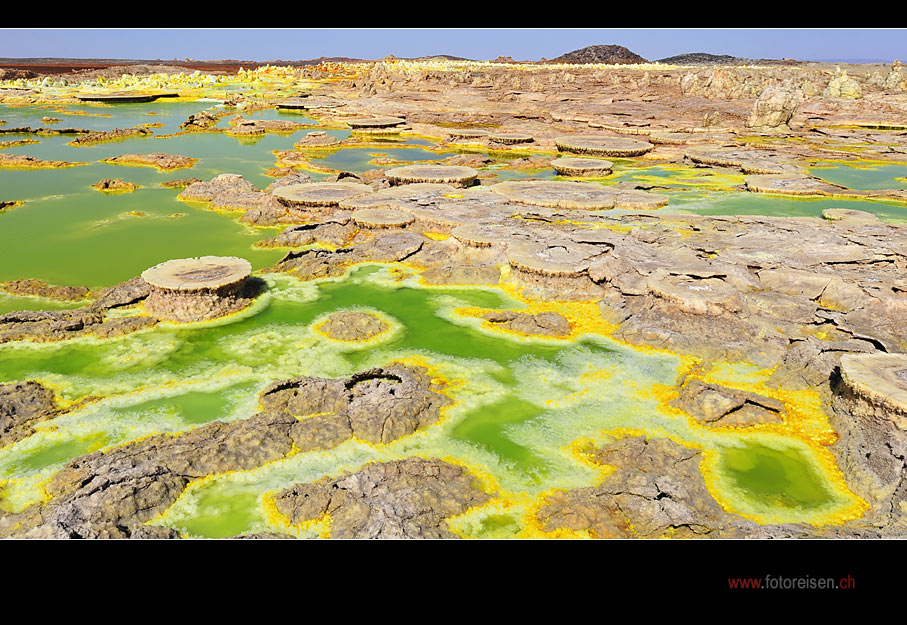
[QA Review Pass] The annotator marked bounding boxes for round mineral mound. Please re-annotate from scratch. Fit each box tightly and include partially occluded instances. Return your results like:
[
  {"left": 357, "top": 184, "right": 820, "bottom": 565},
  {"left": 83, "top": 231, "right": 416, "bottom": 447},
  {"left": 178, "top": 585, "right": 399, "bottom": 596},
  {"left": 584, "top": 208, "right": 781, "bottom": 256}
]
[
  {"left": 448, "top": 129, "right": 490, "bottom": 140},
  {"left": 386, "top": 165, "right": 478, "bottom": 188},
  {"left": 489, "top": 132, "right": 534, "bottom": 144},
  {"left": 273, "top": 182, "right": 374, "bottom": 208},
  {"left": 555, "top": 135, "right": 654, "bottom": 157},
  {"left": 141, "top": 256, "right": 254, "bottom": 323},
  {"left": 315, "top": 310, "right": 392, "bottom": 342},
  {"left": 551, "top": 157, "right": 614, "bottom": 177}
]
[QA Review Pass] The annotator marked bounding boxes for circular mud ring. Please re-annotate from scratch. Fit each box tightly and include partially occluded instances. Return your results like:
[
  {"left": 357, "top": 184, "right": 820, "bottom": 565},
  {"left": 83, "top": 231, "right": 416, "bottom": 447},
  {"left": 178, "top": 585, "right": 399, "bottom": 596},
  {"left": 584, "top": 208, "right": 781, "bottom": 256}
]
[
  {"left": 489, "top": 132, "right": 534, "bottom": 144},
  {"left": 386, "top": 165, "right": 478, "bottom": 188},
  {"left": 352, "top": 208, "right": 414, "bottom": 229},
  {"left": 551, "top": 157, "right": 614, "bottom": 177},
  {"left": 555, "top": 135, "right": 653, "bottom": 157},
  {"left": 273, "top": 182, "right": 374, "bottom": 207}
]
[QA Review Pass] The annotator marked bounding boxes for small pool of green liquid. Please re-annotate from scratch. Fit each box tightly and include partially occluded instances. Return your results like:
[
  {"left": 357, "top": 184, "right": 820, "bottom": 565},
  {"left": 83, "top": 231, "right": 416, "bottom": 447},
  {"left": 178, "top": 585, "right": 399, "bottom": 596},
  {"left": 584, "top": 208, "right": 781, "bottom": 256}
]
[
  {"left": 10, "top": 433, "right": 106, "bottom": 473},
  {"left": 451, "top": 397, "right": 550, "bottom": 480},
  {"left": 174, "top": 488, "right": 264, "bottom": 539},
  {"left": 809, "top": 162, "right": 907, "bottom": 191},
  {"left": 667, "top": 191, "right": 907, "bottom": 222},
  {"left": 109, "top": 381, "right": 260, "bottom": 426},
  {"left": 474, "top": 514, "right": 523, "bottom": 538},
  {"left": 720, "top": 442, "right": 833, "bottom": 510}
]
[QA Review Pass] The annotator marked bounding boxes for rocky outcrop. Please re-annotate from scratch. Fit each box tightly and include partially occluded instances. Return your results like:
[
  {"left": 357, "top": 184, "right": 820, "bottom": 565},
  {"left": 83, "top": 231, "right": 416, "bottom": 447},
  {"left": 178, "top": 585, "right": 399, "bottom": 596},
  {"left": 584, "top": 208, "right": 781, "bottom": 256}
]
[
  {"left": 260, "top": 364, "right": 450, "bottom": 448},
  {"left": 91, "top": 178, "right": 139, "bottom": 193},
  {"left": 180, "top": 173, "right": 292, "bottom": 224},
  {"left": 536, "top": 435, "right": 889, "bottom": 538},
  {"left": 746, "top": 85, "right": 800, "bottom": 130},
  {"left": 0, "top": 381, "right": 61, "bottom": 448},
  {"left": 547, "top": 45, "right": 648, "bottom": 65},
  {"left": 179, "top": 110, "right": 219, "bottom": 130},
  {"left": 671, "top": 378, "right": 784, "bottom": 427},
  {"left": 481, "top": 310, "right": 571, "bottom": 337},
  {"left": 824, "top": 68, "right": 862, "bottom": 99},
  {"left": 101, "top": 153, "right": 198, "bottom": 171},
  {"left": 68, "top": 127, "right": 152, "bottom": 147},
  {"left": 0, "top": 277, "right": 156, "bottom": 344},
  {"left": 0, "top": 411, "right": 300, "bottom": 538},
  {"left": 0, "top": 279, "right": 89, "bottom": 301},
  {"left": 271, "top": 458, "right": 490, "bottom": 538},
  {"left": 316, "top": 311, "right": 390, "bottom": 341}
]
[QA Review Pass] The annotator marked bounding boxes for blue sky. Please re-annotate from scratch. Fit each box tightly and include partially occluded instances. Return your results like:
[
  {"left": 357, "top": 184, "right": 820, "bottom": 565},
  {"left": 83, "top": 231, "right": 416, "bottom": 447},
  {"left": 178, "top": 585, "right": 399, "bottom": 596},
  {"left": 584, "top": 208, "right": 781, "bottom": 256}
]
[{"left": 0, "top": 29, "right": 903, "bottom": 63}]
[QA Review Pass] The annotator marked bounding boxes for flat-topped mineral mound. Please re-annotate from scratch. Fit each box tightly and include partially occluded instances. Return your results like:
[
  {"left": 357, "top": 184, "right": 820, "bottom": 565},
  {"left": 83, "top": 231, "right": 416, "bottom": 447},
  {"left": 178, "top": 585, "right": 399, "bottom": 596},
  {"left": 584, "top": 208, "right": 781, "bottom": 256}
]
[
  {"left": 491, "top": 180, "right": 667, "bottom": 209},
  {"left": 555, "top": 135, "right": 654, "bottom": 157},
  {"left": 385, "top": 165, "right": 479, "bottom": 187},
  {"left": 351, "top": 208, "right": 414, "bottom": 228},
  {"left": 551, "top": 157, "right": 614, "bottom": 177},
  {"left": 447, "top": 129, "right": 490, "bottom": 140},
  {"left": 141, "top": 256, "right": 255, "bottom": 322},
  {"left": 839, "top": 353, "right": 907, "bottom": 429},
  {"left": 346, "top": 116, "right": 406, "bottom": 129},
  {"left": 273, "top": 182, "right": 374, "bottom": 208},
  {"left": 489, "top": 132, "right": 534, "bottom": 144},
  {"left": 386, "top": 165, "right": 478, "bottom": 188}
]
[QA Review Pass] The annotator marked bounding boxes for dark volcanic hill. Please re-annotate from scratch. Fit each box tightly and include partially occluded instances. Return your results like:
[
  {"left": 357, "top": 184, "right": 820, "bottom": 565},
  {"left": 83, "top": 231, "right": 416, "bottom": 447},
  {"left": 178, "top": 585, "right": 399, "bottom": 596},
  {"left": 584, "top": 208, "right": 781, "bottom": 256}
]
[
  {"left": 547, "top": 45, "right": 648, "bottom": 65},
  {"left": 657, "top": 52, "right": 751, "bottom": 65}
]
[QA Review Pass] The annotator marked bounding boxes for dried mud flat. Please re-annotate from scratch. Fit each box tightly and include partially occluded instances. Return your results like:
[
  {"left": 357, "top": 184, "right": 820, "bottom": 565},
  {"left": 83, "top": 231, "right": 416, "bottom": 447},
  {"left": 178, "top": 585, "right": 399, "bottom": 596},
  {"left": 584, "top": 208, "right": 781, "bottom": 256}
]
[{"left": 1, "top": 56, "right": 907, "bottom": 539}]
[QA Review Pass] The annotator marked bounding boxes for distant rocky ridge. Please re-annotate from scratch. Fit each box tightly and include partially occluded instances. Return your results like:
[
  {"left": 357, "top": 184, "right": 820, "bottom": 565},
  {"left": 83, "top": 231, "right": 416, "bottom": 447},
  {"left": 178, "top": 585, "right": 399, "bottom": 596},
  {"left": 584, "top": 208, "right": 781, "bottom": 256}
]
[
  {"left": 657, "top": 53, "right": 752, "bottom": 65},
  {"left": 547, "top": 45, "right": 649, "bottom": 65}
]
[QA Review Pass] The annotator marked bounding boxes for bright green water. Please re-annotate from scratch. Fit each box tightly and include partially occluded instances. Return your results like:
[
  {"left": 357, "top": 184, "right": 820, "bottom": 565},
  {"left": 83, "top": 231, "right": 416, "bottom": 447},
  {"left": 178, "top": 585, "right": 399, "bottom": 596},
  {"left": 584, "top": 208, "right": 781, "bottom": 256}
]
[
  {"left": 0, "top": 293, "right": 86, "bottom": 316},
  {"left": 451, "top": 397, "right": 550, "bottom": 480},
  {"left": 311, "top": 145, "right": 456, "bottom": 173},
  {"left": 666, "top": 190, "right": 907, "bottom": 222},
  {"left": 721, "top": 443, "right": 833, "bottom": 509},
  {"left": 809, "top": 162, "right": 907, "bottom": 191}
]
